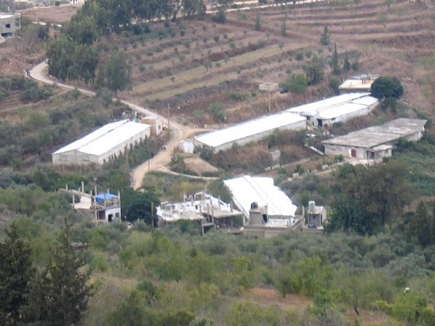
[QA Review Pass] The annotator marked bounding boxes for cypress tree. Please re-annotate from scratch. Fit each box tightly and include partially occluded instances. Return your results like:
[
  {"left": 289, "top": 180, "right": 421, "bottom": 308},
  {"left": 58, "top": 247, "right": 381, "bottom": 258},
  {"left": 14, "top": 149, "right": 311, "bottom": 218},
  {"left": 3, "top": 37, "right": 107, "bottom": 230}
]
[
  {"left": 22, "top": 219, "right": 92, "bottom": 326},
  {"left": 330, "top": 43, "right": 341, "bottom": 75},
  {"left": 409, "top": 201, "right": 431, "bottom": 247},
  {"left": 320, "top": 25, "right": 330, "bottom": 46},
  {"left": 0, "top": 223, "right": 34, "bottom": 325},
  {"left": 432, "top": 200, "right": 435, "bottom": 245},
  {"left": 344, "top": 52, "right": 351, "bottom": 72}
]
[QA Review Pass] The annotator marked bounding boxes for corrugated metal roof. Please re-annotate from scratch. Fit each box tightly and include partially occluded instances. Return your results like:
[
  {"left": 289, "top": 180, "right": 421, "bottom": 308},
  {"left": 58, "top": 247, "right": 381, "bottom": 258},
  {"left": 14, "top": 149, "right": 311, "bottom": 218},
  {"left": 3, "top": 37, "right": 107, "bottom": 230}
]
[
  {"left": 53, "top": 120, "right": 150, "bottom": 156},
  {"left": 224, "top": 176, "right": 297, "bottom": 219},
  {"left": 195, "top": 112, "right": 305, "bottom": 148}
]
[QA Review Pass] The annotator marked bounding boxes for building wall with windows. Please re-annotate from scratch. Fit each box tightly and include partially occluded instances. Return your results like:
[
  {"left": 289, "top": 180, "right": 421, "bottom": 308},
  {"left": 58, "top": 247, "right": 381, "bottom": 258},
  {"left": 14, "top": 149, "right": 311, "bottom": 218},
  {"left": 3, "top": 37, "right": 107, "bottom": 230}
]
[{"left": 0, "top": 13, "right": 21, "bottom": 37}]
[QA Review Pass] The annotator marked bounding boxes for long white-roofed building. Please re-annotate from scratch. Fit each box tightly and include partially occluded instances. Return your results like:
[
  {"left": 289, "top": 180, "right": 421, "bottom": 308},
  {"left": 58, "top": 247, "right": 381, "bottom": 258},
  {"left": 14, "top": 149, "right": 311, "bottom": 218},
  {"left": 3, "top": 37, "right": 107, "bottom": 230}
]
[
  {"left": 52, "top": 120, "right": 151, "bottom": 165},
  {"left": 194, "top": 111, "right": 306, "bottom": 153},
  {"left": 286, "top": 93, "right": 378, "bottom": 128}
]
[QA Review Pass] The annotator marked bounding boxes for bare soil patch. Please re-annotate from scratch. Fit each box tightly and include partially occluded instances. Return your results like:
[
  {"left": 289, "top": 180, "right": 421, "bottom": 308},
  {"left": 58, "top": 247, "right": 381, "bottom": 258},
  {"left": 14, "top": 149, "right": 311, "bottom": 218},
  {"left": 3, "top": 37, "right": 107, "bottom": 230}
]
[
  {"left": 21, "top": 5, "right": 79, "bottom": 25},
  {"left": 183, "top": 155, "right": 219, "bottom": 176}
]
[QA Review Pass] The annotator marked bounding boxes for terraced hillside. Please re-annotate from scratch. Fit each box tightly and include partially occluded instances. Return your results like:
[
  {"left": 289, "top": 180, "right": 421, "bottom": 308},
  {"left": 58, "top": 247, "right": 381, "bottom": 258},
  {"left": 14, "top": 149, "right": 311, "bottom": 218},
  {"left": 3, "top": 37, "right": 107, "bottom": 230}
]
[{"left": 91, "top": 0, "right": 434, "bottom": 127}]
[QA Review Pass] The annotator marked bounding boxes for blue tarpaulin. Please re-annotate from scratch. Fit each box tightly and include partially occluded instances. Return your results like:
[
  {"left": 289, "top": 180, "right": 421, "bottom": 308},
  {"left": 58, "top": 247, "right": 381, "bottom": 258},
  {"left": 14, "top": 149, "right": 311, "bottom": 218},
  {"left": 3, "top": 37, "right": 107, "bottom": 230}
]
[{"left": 95, "top": 193, "right": 117, "bottom": 203}]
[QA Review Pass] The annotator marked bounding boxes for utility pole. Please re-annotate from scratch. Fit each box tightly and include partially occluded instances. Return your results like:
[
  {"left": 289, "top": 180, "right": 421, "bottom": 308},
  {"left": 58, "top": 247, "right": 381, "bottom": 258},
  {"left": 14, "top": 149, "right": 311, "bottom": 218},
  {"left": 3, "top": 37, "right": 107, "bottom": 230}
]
[
  {"left": 151, "top": 202, "right": 154, "bottom": 229},
  {"left": 167, "top": 104, "right": 171, "bottom": 131},
  {"left": 268, "top": 89, "right": 271, "bottom": 112}
]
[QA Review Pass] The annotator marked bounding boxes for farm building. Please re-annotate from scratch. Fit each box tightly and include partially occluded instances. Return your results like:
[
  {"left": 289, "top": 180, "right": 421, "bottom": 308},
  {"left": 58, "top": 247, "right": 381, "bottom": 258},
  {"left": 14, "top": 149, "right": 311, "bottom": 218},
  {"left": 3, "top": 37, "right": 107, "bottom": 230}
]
[
  {"left": 339, "top": 74, "right": 379, "bottom": 93},
  {"left": 286, "top": 93, "right": 379, "bottom": 128},
  {"left": 224, "top": 176, "right": 298, "bottom": 223},
  {"left": 52, "top": 120, "right": 151, "bottom": 165},
  {"left": 0, "top": 12, "right": 21, "bottom": 38},
  {"left": 194, "top": 112, "right": 306, "bottom": 153},
  {"left": 322, "top": 118, "right": 427, "bottom": 160}
]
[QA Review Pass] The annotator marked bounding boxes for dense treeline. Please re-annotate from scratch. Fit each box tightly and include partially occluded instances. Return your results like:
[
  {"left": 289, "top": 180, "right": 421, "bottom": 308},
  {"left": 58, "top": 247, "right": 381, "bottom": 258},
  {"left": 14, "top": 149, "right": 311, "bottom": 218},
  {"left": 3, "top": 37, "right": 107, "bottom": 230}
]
[
  {"left": 0, "top": 83, "right": 128, "bottom": 166},
  {"left": 3, "top": 213, "right": 435, "bottom": 325}
]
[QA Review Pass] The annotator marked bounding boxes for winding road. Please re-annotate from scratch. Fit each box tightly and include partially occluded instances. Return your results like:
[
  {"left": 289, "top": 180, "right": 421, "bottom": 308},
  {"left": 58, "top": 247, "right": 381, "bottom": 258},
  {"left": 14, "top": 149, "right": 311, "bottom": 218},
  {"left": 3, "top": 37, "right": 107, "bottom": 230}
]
[{"left": 29, "top": 61, "right": 210, "bottom": 189}]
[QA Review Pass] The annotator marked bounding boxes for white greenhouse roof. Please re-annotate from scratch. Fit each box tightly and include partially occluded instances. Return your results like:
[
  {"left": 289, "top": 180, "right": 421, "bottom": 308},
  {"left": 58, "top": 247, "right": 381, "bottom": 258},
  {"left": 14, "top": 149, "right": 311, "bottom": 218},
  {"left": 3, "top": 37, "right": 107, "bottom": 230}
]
[
  {"left": 286, "top": 93, "right": 368, "bottom": 115},
  {"left": 53, "top": 120, "right": 150, "bottom": 156},
  {"left": 224, "top": 176, "right": 297, "bottom": 219},
  {"left": 317, "top": 103, "right": 366, "bottom": 120},
  {"left": 195, "top": 112, "right": 305, "bottom": 148}
]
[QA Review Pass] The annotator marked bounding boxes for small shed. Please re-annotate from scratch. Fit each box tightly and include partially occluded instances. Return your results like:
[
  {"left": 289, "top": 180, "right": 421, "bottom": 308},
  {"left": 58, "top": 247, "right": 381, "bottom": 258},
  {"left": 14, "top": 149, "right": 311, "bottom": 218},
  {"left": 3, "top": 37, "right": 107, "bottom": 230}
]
[
  {"left": 178, "top": 140, "right": 195, "bottom": 153},
  {"left": 141, "top": 116, "right": 163, "bottom": 136},
  {"left": 306, "top": 201, "right": 326, "bottom": 228}
]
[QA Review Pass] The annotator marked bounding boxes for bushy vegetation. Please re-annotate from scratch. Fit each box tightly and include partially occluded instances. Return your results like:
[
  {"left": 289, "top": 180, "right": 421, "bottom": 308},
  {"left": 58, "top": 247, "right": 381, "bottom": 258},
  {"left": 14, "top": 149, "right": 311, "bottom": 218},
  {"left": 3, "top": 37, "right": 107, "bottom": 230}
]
[{"left": 0, "top": 76, "right": 53, "bottom": 103}]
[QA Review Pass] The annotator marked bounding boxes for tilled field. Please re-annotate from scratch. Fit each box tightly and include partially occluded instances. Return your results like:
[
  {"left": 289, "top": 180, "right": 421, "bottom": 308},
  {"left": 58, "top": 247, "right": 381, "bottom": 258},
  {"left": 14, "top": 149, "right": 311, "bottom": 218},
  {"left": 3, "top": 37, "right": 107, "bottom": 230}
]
[{"left": 91, "top": 0, "right": 434, "bottom": 126}]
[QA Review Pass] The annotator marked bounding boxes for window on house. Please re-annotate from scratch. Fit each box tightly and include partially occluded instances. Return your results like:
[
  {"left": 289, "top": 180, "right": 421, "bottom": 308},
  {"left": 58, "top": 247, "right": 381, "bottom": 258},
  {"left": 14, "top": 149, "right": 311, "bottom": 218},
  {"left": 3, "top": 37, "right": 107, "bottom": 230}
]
[
  {"left": 60, "top": 155, "right": 68, "bottom": 162},
  {"left": 82, "top": 156, "right": 90, "bottom": 161},
  {"left": 15, "top": 19, "right": 20, "bottom": 27},
  {"left": 115, "top": 212, "right": 120, "bottom": 218},
  {"left": 5, "top": 24, "right": 11, "bottom": 28},
  {"left": 331, "top": 118, "right": 336, "bottom": 121}
]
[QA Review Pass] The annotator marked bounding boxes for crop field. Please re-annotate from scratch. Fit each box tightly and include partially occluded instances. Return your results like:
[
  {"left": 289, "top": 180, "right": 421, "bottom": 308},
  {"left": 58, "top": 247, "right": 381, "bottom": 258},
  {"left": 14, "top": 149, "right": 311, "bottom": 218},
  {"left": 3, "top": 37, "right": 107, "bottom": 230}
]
[{"left": 84, "top": 0, "right": 434, "bottom": 127}]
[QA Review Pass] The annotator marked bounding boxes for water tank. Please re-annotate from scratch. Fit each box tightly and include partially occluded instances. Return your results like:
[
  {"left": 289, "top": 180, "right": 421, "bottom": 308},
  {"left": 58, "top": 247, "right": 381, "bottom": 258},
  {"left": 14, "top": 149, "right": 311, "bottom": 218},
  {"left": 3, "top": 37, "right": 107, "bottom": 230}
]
[
  {"left": 308, "top": 201, "right": 315, "bottom": 213},
  {"left": 250, "top": 202, "right": 258, "bottom": 209}
]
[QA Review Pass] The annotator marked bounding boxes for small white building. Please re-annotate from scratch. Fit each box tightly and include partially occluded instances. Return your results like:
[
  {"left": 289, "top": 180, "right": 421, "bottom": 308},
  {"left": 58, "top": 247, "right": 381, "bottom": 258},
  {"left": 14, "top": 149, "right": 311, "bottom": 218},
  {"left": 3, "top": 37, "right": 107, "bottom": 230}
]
[
  {"left": 194, "top": 112, "right": 306, "bottom": 153},
  {"left": 0, "top": 12, "right": 21, "bottom": 38},
  {"left": 287, "top": 93, "right": 379, "bottom": 128},
  {"left": 141, "top": 116, "right": 163, "bottom": 136},
  {"left": 339, "top": 74, "right": 379, "bottom": 94},
  {"left": 322, "top": 118, "right": 427, "bottom": 160},
  {"left": 52, "top": 120, "right": 151, "bottom": 165}
]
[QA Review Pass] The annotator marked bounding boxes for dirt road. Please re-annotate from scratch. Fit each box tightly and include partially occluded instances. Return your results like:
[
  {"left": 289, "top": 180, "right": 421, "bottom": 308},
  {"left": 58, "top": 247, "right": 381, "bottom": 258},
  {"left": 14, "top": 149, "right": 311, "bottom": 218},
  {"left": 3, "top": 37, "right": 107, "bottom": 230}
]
[{"left": 28, "top": 61, "right": 209, "bottom": 189}]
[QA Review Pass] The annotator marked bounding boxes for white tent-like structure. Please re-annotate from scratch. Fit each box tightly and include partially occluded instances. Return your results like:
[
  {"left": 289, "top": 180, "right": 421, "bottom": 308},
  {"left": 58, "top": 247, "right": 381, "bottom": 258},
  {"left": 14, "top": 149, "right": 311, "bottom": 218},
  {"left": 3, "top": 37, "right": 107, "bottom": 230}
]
[
  {"left": 52, "top": 120, "right": 151, "bottom": 165},
  {"left": 224, "top": 176, "right": 297, "bottom": 221}
]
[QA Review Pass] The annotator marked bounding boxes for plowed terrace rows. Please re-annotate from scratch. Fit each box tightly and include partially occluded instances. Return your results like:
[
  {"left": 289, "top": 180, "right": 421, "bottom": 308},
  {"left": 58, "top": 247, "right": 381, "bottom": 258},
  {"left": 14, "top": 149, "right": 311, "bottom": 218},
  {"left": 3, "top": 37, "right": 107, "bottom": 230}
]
[{"left": 98, "top": 0, "right": 435, "bottom": 124}]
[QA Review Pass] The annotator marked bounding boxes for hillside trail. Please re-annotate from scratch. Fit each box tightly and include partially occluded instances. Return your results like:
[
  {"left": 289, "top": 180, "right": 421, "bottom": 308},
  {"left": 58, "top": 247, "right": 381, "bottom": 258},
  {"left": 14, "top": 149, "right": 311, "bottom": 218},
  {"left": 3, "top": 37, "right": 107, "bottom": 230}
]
[{"left": 28, "top": 61, "right": 210, "bottom": 189}]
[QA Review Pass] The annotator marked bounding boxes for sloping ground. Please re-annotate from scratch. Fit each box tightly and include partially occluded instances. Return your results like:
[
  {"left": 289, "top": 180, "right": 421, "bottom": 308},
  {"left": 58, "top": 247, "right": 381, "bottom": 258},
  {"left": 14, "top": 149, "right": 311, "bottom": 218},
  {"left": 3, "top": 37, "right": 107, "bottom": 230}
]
[
  {"left": 21, "top": 5, "right": 79, "bottom": 25},
  {"left": 247, "top": 288, "right": 396, "bottom": 325},
  {"left": 184, "top": 156, "right": 219, "bottom": 176},
  {"left": 94, "top": 0, "right": 434, "bottom": 130}
]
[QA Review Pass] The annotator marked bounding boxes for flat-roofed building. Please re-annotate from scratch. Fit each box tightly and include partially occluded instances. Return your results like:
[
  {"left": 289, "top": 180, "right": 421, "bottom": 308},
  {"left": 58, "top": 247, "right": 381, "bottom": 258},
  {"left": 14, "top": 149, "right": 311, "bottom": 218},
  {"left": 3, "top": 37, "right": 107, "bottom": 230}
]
[
  {"left": 52, "top": 120, "right": 151, "bottom": 165},
  {"left": 339, "top": 74, "right": 379, "bottom": 93},
  {"left": 194, "top": 112, "right": 306, "bottom": 153},
  {"left": 0, "top": 12, "right": 21, "bottom": 38},
  {"left": 322, "top": 118, "right": 427, "bottom": 160}
]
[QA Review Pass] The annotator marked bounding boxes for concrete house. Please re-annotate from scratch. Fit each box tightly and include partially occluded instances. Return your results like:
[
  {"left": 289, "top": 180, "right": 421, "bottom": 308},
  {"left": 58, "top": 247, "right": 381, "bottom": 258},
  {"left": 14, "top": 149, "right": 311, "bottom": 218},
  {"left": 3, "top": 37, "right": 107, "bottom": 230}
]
[
  {"left": 339, "top": 74, "right": 379, "bottom": 94},
  {"left": 52, "top": 120, "right": 151, "bottom": 165},
  {"left": 322, "top": 118, "right": 427, "bottom": 160},
  {"left": 0, "top": 12, "right": 21, "bottom": 38}
]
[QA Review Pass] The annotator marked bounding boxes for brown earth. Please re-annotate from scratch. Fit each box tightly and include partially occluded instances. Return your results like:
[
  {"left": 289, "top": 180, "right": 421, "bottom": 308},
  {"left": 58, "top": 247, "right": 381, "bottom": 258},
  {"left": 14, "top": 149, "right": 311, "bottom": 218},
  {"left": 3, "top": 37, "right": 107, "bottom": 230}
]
[
  {"left": 87, "top": 0, "right": 431, "bottom": 129},
  {"left": 21, "top": 5, "right": 79, "bottom": 25},
  {"left": 184, "top": 155, "right": 219, "bottom": 175},
  {"left": 248, "top": 288, "right": 396, "bottom": 325}
]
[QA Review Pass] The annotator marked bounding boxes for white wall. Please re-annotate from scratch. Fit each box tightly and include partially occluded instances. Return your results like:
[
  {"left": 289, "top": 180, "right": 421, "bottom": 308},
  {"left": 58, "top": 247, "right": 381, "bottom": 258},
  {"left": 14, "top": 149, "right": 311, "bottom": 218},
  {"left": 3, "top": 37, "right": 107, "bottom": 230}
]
[
  {"left": 52, "top": 127, "right": 151, "bottom": 165},
  {"left": 211, "top": 120, "right": 306, "bottom": 152}
]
